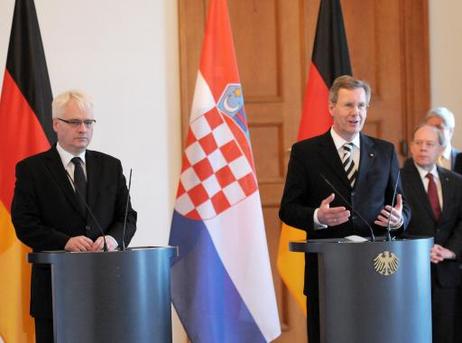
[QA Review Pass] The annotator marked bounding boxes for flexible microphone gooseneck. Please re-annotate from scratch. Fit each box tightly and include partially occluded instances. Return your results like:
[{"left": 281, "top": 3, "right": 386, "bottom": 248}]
[
  {"left": 65, "top": 170, "right": 108, "bottom": 252},
  {"left": 320, "top": 174, "right": 376, "bottom": 242},
  {"left": 385, "top": 170, "right": 401, "bottom": 241},
  {"left": 121, "top": 168, "right": 133, "bottom": 251}
]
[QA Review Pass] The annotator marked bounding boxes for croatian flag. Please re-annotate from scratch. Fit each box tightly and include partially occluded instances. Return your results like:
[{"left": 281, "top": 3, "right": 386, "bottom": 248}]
[{"left": 169, "top": 0, "right": 281, "bottom": 342}]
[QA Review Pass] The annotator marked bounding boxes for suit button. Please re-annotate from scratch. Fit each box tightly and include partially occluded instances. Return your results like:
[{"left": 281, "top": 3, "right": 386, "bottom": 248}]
[
  {"left": 352, "top": 215, "right": 357, "bottom": 220},
  {"left": 351, "top": 192, "right": 356, "bottom": 197}
]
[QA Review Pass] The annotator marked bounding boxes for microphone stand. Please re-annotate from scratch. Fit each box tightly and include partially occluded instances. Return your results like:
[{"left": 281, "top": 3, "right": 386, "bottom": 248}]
[
  {"left": 321, "top": 174, "right": 376, "bottom": 242},
  {"left": 66, "top": 171, "right": 108, "bottom": 252},
  {"left": 385, "top": 170, "right": 401, "bottom": 241},
  {"left": 121, "top": 168, "right": 133, "bottom": 251}
]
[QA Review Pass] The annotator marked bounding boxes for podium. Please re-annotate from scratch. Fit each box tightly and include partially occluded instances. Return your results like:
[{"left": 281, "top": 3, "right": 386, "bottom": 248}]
[
  {"left": 28, "top": 246, "right": 177, "bottom": 343},
  {"left": 290, "top": 237, "right": 433, "bottom": 343}
]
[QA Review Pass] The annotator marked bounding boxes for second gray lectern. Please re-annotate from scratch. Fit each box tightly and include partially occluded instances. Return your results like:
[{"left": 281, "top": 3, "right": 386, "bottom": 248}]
[
  {"left": 290, "top": 237, "right": 433, "bottom": 343},
  {"left": 29, "top": 246, "right": 176, "bottom": 343}
]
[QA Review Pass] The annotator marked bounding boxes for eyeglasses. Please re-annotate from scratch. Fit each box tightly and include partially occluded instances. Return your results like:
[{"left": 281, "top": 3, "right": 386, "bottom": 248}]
[{"left": 57, "top": 118, "right": 96, "bottom": 128}]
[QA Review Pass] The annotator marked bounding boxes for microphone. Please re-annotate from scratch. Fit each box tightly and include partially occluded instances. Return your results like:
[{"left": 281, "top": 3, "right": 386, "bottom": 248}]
[
  {"left": 121, "top": 168, "right": 133, "bottom": 251},
  {"left": 385, "top": 170, "right": 401, "bottom": 241},
  {"left": 65, "top": 170, "right": 108, "bottom": 252},
  {"left": 320, "top": 174, "right": 376, "bottom": 242}
]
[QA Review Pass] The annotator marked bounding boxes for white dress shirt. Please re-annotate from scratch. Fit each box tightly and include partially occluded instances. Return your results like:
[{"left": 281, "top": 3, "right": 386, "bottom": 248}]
[
  {"left": 437, "top": 144, "right": 452, "bottom": 170},
  {"left": 56, "top": 143, "right": 87, "bottom": 188}
]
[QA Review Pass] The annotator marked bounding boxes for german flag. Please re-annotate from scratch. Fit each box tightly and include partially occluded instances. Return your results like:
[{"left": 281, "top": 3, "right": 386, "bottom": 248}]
[
  {"left": 0, "top": 0, "right": 55, "bottom": 341},
  {"left": 277, "top": 0, "right": 351, "bottom": 316}
]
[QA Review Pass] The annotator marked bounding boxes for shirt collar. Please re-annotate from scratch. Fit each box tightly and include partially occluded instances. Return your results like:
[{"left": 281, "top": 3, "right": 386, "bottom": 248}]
[
  {"left": 330, "top": 127, "right": 360, "bottom": 150},
  {"left": 56, "top": 143, "right": 86, "bottom": 167},
  {"left": 414, "top": 161, "right": 439, "bottom": 180},
  {"left": 442, "top": 143, "right": 452, "bottom": 160}
]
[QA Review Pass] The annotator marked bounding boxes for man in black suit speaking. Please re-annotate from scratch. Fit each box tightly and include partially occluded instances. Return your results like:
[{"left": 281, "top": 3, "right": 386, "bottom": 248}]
[
  {"left": 11, "top": 90, "right": 137, "bottom": 343},
  {"left": 401, "top": 124, "right": 462, "bottom": 343},
  {"left": 279, "top": 75, "right": 410, "bottom": 342}
]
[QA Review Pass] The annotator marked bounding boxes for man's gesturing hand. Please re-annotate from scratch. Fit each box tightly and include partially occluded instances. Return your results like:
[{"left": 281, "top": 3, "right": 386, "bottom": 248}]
[
  {"left": 317, "top": 193, "right": 351, "bottom": 227},
  {"left": 374, "top": 194, "right": 403, "bottom": 228}
]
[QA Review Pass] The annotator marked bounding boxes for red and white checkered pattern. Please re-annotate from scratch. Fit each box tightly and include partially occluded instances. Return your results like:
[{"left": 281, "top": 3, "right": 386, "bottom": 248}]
[{"left": 175, "top": 108, "right": 257, "bottom": 220}]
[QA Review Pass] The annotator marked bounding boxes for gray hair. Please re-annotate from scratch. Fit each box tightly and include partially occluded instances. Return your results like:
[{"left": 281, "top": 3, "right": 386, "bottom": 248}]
[
  {"left": 425, "top": 107, "right": 455, "bottom": 129},
  {"left": 52, "top": 90, "right": 94, "bottom": 118}
]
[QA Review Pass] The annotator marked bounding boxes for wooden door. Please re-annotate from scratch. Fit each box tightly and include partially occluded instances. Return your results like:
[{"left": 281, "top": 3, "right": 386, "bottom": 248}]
[{"left": 178, "top": 1, "right": 429, "bottom": 341}]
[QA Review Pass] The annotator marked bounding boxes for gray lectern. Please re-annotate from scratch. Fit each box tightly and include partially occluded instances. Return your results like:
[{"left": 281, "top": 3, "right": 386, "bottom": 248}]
[
  {"left": 28, "top": 246, "right": 177, "bottom": 343},
  {"left": 290, "top": 238, "right": 433, "bottom": 343}
]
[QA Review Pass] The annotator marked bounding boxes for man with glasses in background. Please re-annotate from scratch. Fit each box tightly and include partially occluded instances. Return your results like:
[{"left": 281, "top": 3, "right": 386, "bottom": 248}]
[
  {"left": 401, "top": 124, "right": 462, "bottom": 343},
  {"left": 11, "top": 90, "right": 137, "bottom": 343},
  {"left": 424, "top": 107, "right": 462, "bottom": 343}
]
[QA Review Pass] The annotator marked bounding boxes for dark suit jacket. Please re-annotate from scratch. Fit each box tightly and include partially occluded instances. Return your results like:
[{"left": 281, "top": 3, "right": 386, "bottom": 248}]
[
  {"left": 400, "top": 159, "right": 462, "bottom": 288},
  {"left": 279, "top": 130, "right": 410, "bottom": 294},
  {"left": 451, "top": 147, "right": 462, "bottom": 174},
  {"left": 11, "top": 146, "right": 137, "bottom": 318}
]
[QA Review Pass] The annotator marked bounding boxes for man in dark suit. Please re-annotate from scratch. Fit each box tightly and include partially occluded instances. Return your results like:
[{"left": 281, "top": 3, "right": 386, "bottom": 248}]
[
  {"left": 401, "top": 124, "right": 462, "bottom": 343},
  {"left": 11, "top": 90, "right": 137, "bottom": 343},
  {"left": 279, "top": 75, "right": 410, "bottom": 342},
  {"left": 425, "top": 107, "right": 462, "bottom": 174},
  {"left": 425, "top": 107, "right": 462, "bottom": 342}
]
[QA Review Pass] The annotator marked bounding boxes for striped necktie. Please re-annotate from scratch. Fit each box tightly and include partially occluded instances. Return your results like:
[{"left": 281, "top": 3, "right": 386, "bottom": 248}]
[{"left": 342, "top": 143, "right": 357, "bottom": 187}]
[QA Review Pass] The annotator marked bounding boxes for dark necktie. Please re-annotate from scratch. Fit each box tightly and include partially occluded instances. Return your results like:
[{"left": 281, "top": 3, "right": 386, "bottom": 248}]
[
  {"left": 342, "top": 143, "right": 357, "bottom": 187},
  {"left": 71, "top": 157, "right": 87, "bottom": 211},
  {"left": 426, "top": 173, "right": 441, "bottom": 220}
]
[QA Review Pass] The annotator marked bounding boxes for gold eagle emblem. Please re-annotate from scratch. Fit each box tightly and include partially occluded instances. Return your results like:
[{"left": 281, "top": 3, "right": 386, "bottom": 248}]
[{"left": 373, "top": 251, "right": 399, "bottom": 276}]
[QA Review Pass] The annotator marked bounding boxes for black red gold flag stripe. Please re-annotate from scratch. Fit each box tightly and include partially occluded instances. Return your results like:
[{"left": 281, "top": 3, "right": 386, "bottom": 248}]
[
  {"left": 277, "top": 0, "right": 352, "bottom": 318},
  {"left": 299, "top": 0, "right": 351, "bottom": 140},
  {"left": 0, "top": 0, "right": 54, "bottom": 341}
]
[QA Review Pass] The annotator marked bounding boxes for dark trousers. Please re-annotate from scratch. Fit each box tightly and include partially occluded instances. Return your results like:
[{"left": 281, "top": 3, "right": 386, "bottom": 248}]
[
  {"left": 432, "top": 284, "right": 458, "bottom": 343},
  {"left": 35, "top": 317, "right": 53, "bottom": 343},
  {"left": 455, "top": 282, "right": 462, "bottom": 342},
  {"left": 307, "top": 296, "right": 320, "bottom": 343}
]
